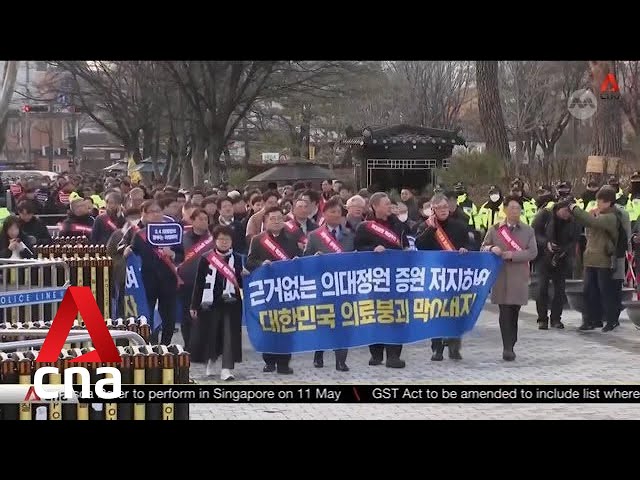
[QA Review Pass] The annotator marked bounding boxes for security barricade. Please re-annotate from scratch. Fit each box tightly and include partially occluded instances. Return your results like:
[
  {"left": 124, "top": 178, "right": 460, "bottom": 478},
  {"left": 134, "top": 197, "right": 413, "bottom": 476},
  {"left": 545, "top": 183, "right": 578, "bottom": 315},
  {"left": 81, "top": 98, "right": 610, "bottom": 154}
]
[
  {"left": 0, "top": 343, "right": 191, "bottom": 421},
  {"left": 0, "top": 316, "right": 151, "bottom": 345},
  {"left": 33, "top": 239, "right": 112, "bottom": 319},
  {"left": 0, "top": 258, "right": 71, "bottom": 325}
]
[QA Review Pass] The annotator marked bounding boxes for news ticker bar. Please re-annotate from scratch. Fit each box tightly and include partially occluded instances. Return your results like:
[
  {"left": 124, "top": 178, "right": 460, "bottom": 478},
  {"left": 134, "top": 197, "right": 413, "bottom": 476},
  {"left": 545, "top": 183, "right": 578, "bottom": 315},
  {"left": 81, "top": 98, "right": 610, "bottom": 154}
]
[{"left": 4, "top": 384, "right": 640, "bottom": 404}]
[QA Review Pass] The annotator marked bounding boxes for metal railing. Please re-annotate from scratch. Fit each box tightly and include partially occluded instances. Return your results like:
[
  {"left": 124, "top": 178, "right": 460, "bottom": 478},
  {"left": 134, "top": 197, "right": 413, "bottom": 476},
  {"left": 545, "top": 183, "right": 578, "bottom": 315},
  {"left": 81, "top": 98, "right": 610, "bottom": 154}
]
[
  {"left": 0, "top": 258, "right": 70, "bottom": 324},
  {"left": 0, "top": 330, "right": 146, "bottom": 352}
]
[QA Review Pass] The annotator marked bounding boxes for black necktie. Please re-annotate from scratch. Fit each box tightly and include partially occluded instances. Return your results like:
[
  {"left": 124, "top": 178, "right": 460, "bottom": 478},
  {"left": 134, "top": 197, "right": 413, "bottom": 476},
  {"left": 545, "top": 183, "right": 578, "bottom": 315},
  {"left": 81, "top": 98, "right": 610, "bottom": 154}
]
[{"left": 331, "top": 229, "right": 338, "bottom": 240}]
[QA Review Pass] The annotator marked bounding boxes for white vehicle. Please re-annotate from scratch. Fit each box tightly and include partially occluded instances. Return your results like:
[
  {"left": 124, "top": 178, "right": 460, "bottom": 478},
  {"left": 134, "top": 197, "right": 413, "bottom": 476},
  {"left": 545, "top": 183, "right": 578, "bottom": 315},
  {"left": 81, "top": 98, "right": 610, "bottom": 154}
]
[
  {"left": 261, "top": 153, "right": 280, "bottom": 164},
  {"left": 0, "top": 169, "right": 58, "bottom": 181}
]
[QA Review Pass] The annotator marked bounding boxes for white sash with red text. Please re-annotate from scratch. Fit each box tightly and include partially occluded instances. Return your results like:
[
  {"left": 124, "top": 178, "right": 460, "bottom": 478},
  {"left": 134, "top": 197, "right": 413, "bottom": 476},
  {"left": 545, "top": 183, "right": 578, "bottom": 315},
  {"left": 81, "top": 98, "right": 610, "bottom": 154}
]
[
  {"left": 364, "top": 221, "right": 401, "bottom": 248},
  {"left": 316, "top": 226, "right": 344, "bottom": 253},
  {"left": 259, "top": 234, "right": 290, "bottom": 261}
]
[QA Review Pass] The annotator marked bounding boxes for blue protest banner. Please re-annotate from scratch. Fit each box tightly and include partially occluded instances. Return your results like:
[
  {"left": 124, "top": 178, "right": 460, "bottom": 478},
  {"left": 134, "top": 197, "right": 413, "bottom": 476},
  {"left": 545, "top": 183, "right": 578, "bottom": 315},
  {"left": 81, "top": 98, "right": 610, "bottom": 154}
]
[
  {"left": 124, "top": 254, "right": 152, "bottom": 320},
  {"left": 243, "top": 250, "right": 502, "bottom": 354},
  {"left": 147, "top": 223, "right": 183, "bottom": 247},
  {"left": 125, "top": 254, "right": 183, "bottom": 332}
]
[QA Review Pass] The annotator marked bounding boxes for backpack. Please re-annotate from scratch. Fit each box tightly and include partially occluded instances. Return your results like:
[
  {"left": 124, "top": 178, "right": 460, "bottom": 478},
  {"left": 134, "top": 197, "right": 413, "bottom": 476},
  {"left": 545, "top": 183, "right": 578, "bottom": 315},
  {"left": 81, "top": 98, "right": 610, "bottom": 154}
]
[{"left": 613, "top": 208, "right": 628, "bottom": 259}]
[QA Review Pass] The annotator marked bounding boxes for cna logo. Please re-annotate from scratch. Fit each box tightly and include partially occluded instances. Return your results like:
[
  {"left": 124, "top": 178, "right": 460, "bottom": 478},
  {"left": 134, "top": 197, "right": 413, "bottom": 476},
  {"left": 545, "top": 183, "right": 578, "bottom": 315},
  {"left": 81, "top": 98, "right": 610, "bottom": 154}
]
[
  {"left": 600, "top": 72, "right": 621, "bottom": 99},
  {"left": 37, "top": 286, "right": 121, "bottom": 363},
  {"left": 27, "top": 287, "right": 122, "bottom": 401}
]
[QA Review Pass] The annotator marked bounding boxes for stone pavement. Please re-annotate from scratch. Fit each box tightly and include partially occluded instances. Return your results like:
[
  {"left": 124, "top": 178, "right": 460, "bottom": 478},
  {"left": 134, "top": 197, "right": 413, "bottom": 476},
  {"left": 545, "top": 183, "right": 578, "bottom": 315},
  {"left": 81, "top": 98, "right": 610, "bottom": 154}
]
[{"left": 183, "top": 302, "right": 640, "bottom": 420}]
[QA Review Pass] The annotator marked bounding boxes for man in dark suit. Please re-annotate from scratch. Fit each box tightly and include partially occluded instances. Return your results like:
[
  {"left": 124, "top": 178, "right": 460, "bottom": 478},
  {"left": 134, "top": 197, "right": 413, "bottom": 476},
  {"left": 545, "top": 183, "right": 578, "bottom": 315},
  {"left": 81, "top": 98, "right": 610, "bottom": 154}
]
[
  {"left": 354, "top": 192, "right": 410, "bottom": 368},
  {"left": 415, "top": 192, "right": 473, "bottom": 361},
  {"left": 304, "top": 197, "right": 354, "bottom": 372},
  {"left": 284, "top": 198, "right": 318, "bottom": 251},
  {"left": 246, "top": 206, "right": 301, "bottom": 374}
]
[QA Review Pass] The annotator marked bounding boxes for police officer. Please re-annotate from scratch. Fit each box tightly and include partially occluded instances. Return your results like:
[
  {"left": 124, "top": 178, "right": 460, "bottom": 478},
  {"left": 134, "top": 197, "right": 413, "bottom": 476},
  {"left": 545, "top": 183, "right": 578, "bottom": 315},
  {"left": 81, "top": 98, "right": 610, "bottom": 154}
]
[
  {"left": 454, "top": 181, "right": 477, "bottom": 229},
  {"left": 355, "top": 192, "right": 409, "bottom": 368},
  {"left": 511, "top": 178, "right": 537, "bottom": 224},
  {"left": 575, "top": 179, "right": 597, "bottom": 210},
  {"left": 246, "top": 206, "right": 301, "bottom": 374},
  {"left": 304, "top": 197, "right": 354, "bottom": 372},
  {"left": 608, "top": 176, "right": 628, "bottom": 206},
  {"left": 536, "top": 185, "right": 555, "bottom": 211},
  {"left": 476, "top": 185, "right": 504, "bottom": 234},
  {"left": 625, "top": 172, "right": 640, "bottom": 227},
  {"left": 415, "top": 192, "right": 473, "bottom": 360}
]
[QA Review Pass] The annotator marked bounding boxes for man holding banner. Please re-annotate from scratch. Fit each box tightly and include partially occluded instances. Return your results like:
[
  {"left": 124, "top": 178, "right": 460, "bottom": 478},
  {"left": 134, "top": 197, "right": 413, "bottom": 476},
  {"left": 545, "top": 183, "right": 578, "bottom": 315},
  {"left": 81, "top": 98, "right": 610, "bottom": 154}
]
[
  {"left": 304, "top": 197, "right": 355, "bottom": 372},
  {"left": 178, "top": 208, "right": 213, "bottom": 349},
  {"left": 415, "top": 193, "right": 473, "bottom": 361},
  {"left": 246, "top": 206, "right": 301, "bottom": 374},
  {"left": 354, "top": 192, "right": 410, "bottom": 369},
  {"left": 481, "top": 195, "right": 537, "bottom": 361}
]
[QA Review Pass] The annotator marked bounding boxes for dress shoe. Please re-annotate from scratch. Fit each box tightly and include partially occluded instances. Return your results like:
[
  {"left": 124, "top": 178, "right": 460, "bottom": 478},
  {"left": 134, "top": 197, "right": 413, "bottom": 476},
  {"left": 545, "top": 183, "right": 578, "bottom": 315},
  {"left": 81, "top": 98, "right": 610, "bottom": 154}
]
[
  {"left": 336, "top": 363, "right": 349, "bottom": 372},
  {"left": 550, "top": 321, "right": 565, "bottom": 329},
  {"left": 221, "top": 369, "right": 235, "bottom": 381},
  {"left": 313, "top": 352, "right": 324, "bottom": 368},
  {"left": 368, "top": 357, "right": 383, "bottom": 366},
  {"left": 593, "top": 322, "right": 603, "bottom": 328},
  {"left": 602, "top": 321, "right": 620, "bottom": 332},
  {"left": 502, "top": 350, "right": 516, "bottom": 361},
  {"left": 578, "top": 323, "right": 595, "bottom": 331},
  {"left": 385, "top": 358, "right": 406, "bottom": 368},
  {"left": 277, "top": 367, "right": 294, "bottom": 375},
  {"left": 448, "top": 348, "right": 462, "bottom": 360},
  {"left": 263, "top": 364, "right": 276, "bottom": 373},
  {"left": 206, "top": 359, "right": 216, "bottom": 376},
  {"left": 537, "top": 321, "right": 549, "bottom": 330}
]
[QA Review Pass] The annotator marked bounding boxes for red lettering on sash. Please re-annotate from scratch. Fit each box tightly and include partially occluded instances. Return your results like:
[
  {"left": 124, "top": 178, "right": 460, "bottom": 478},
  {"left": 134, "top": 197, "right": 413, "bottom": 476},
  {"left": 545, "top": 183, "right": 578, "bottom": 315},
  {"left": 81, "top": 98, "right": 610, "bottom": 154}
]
[
  {"left": 316, "top": 226, "right": 344, "bottom": 253},
  {"left": 259, "top": 234, "right": 290, "bottom": 261},
  {"left": 364, "top": 221, "right": 401, "bottom": 247}
]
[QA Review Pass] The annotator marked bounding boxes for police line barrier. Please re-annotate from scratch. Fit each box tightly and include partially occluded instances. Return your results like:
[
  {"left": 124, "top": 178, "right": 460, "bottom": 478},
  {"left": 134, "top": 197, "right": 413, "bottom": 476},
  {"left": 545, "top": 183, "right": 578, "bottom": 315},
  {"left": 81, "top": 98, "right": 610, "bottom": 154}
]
[
  {"left": 0, "top": 344, "right": 190, "bottom": 420},
  {"left": 0, "top": 316, "right": 151, "bottom": 346},
  {"left": 33, "top": 240, "right": 111, "bottom": 320},
  {"left": 0, "top": 259, "right": 71, "bottom": 326}
]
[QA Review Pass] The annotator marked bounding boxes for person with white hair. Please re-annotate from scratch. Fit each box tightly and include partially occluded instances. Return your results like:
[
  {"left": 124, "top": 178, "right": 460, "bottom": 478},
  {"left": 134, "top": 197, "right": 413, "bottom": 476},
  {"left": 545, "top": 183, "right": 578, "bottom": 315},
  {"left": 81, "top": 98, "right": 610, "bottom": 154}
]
[{"left": 345, "top": 195, "right": 366, "bottom": 231}]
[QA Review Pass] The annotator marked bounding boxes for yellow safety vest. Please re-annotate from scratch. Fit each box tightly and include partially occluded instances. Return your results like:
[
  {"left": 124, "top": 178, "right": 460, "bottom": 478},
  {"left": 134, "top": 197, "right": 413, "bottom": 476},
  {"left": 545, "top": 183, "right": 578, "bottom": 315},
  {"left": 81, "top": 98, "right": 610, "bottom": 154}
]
[
  {"left": 457, "top": 193, "right": 478, "bottom": 228},
  {"left": 522, "top": 199, "right": 537, "bottom": 225},
  {"left": 477, "top": 203, "right": 527, "bottom": 231},
  {"left": 0, "top": 208, "right": 10, "bottom": 227},
  {"left": 625, "top": 194, "right": 640, "bottom": 222}
]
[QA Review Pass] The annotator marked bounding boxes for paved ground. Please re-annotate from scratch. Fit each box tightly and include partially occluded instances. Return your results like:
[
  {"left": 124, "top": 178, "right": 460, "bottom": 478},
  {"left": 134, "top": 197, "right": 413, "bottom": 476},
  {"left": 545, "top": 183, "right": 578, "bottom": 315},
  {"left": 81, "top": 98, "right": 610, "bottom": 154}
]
[{"left": 182, "top": 302, "right": 640, "bottom": 420}]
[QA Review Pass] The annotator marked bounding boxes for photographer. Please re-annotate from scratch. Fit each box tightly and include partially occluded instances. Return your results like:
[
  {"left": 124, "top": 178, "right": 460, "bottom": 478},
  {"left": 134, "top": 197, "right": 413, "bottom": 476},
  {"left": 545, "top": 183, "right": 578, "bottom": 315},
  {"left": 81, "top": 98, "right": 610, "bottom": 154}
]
[{"left": 532, "top": 198, "right": 580, "bottom": 329}]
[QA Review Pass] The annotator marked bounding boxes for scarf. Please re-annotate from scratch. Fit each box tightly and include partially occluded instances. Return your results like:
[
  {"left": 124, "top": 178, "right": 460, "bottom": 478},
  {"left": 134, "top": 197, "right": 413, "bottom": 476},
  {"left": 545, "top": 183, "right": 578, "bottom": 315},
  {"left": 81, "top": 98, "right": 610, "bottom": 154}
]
[{"left": 201, "top": 249, "right": 236, "bottom": 307}]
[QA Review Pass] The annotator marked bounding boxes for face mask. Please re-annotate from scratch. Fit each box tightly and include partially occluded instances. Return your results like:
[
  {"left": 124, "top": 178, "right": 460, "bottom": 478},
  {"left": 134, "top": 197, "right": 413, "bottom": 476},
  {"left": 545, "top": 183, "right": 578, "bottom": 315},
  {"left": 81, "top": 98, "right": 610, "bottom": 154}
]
[
  {"left": 490, "top": 194, "right": 500, "bottom": 202},
  {"left": 398, "top": 213, "right": 408, "bottom": 222}
]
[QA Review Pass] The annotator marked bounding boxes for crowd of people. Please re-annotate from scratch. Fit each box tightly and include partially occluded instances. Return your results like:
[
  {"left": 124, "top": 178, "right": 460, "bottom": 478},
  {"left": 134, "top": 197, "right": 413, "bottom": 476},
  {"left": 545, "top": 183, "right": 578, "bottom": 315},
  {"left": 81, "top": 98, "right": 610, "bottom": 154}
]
[{"left": 2, "top": 169, "right": 639, "bottom": 380}]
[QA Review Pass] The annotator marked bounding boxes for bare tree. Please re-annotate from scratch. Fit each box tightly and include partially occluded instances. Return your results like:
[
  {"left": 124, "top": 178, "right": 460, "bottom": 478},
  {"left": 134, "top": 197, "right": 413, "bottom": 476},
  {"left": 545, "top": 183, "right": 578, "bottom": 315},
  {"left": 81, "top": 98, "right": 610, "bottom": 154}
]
[
  {"left": 51, "top": 61, "right": 166, "bottom": 163},
  {"left": 390, "top": 61, "right": 473, "bottom": 129},
  {"left": 476, "top": 61, "right": 511, "bottom": 162},
  {"left": 589, "top": 60, "right": 623, "bottom": 159},
  {"left": 618, "top": 61, "right": 640, "bottom": 136},
  {"left": 0, "top": 61, "right": 19, "bottom": 154},
  {"left": 164, "top": 61, "right": 277, "bottom": 186}
]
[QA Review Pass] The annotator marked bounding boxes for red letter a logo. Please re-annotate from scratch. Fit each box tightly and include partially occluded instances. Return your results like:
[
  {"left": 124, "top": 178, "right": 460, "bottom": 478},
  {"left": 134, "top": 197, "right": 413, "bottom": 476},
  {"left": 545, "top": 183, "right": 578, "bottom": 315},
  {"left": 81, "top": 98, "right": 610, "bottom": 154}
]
[
  {"left": 600, "top": 73, "right": 620, "bottom": 93},
  {"left": 24, "top": 386, "right": 41, "bottom": 401},
  {"left": 37, "top": 287, "right": 121, "bottom": 363}
]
